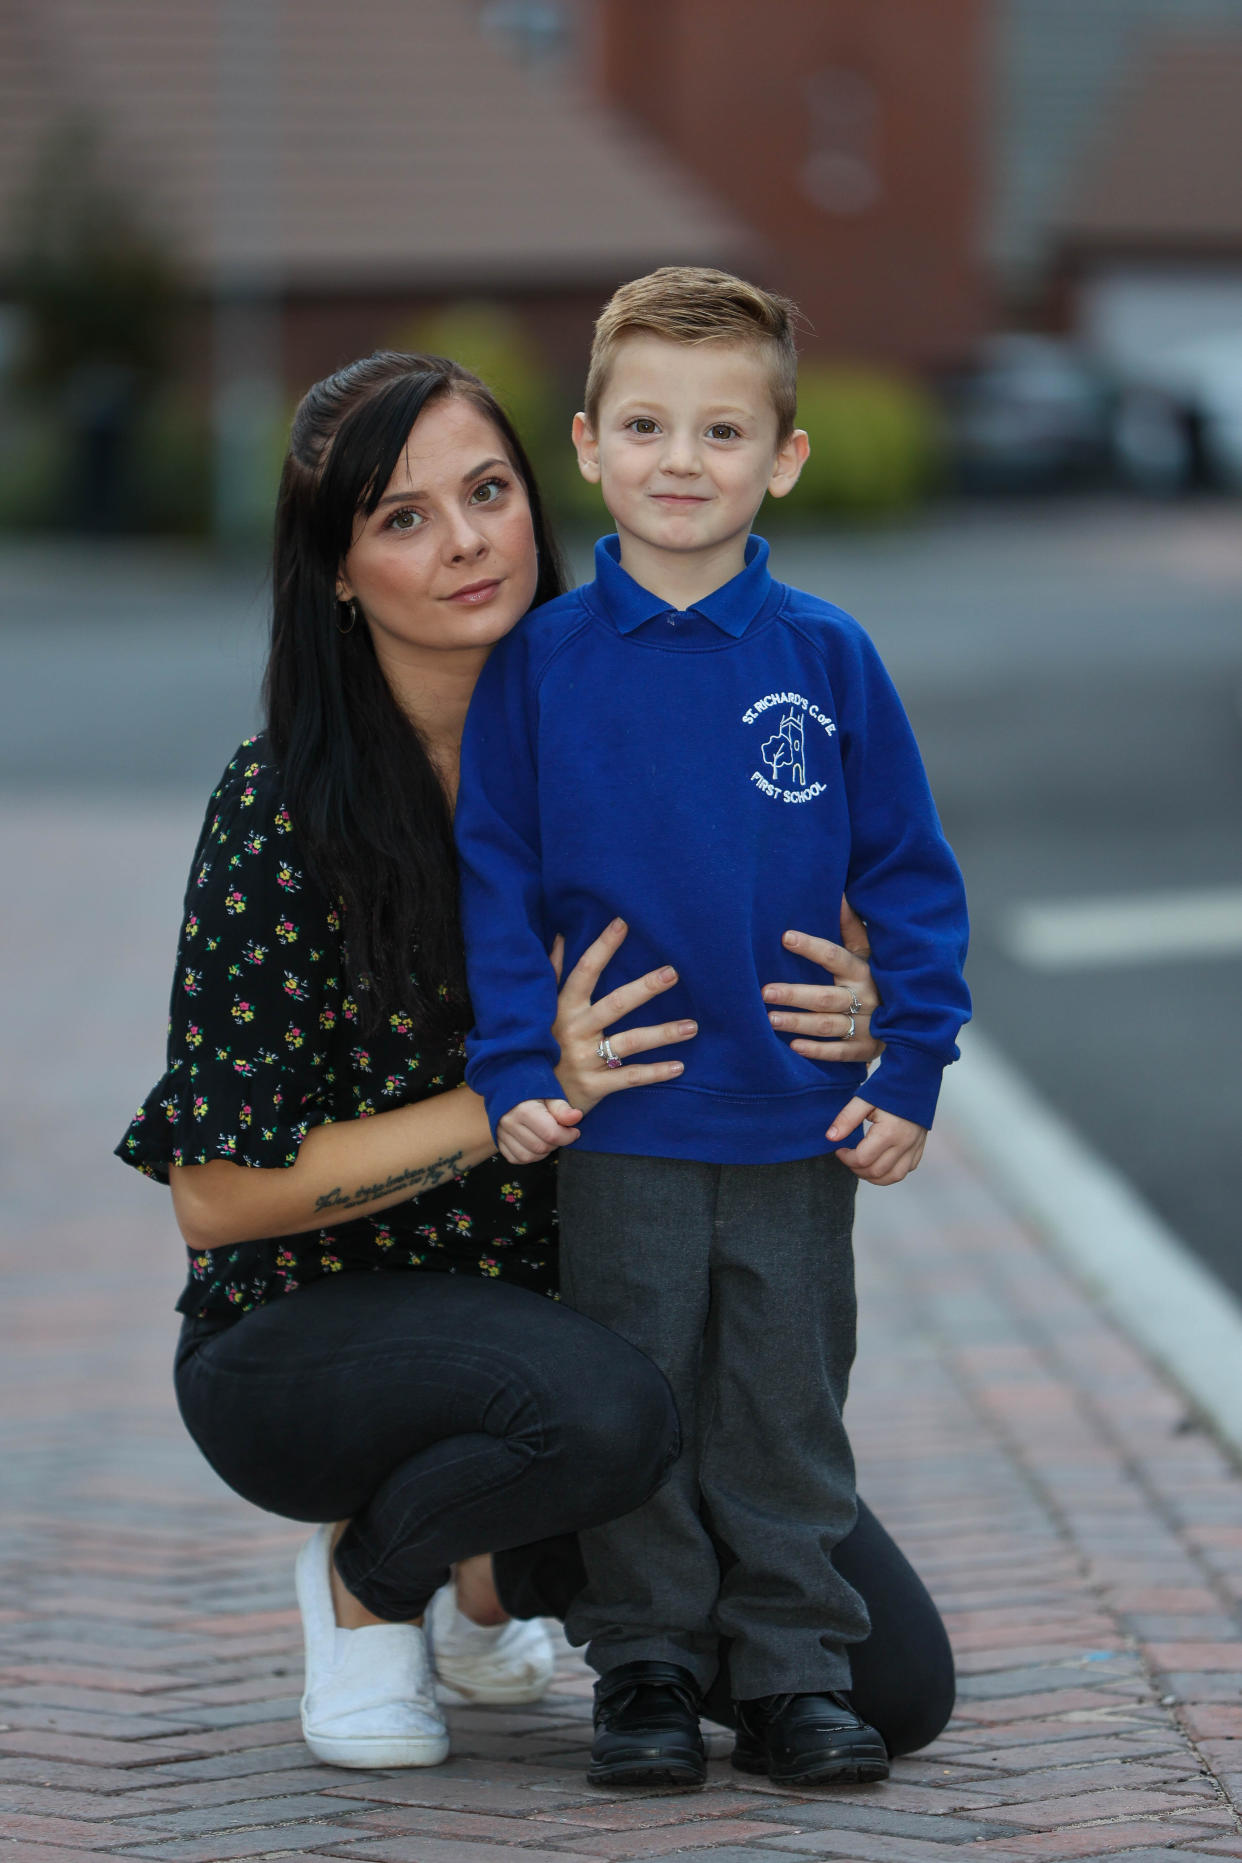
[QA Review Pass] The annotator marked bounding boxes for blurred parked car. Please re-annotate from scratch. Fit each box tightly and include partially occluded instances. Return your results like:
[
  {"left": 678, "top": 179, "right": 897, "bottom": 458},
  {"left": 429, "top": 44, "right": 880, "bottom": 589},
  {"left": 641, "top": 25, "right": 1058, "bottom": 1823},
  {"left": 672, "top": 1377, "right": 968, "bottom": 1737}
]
[
  {"left": 942, "top": 334, "right": 1115, "bottom": 493},
  {"left": 1112, "top": 333, "right": 1242, "bottom": 495}
]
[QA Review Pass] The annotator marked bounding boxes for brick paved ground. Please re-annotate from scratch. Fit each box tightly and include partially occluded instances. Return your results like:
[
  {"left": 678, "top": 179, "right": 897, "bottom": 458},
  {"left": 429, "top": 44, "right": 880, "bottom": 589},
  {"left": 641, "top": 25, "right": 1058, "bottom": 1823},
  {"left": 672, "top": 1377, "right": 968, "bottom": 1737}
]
[{"left": 3, "top": 799, "right": 1242, "bottom": 1861}]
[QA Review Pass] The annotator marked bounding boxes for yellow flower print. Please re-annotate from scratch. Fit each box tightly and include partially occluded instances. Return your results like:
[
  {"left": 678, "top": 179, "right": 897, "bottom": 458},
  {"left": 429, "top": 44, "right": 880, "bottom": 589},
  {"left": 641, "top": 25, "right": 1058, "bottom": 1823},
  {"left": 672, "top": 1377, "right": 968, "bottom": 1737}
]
[
  {"left": 389, "top": 1011, "right": 414, "bottom": 1037},
  {"left": 447, "top": 1209, "right": 472, "bottom": 1235},
  {"left": 239, "top": 1103, "right": 252, "bottom": 1127},
  {"left": 219, "top": 1134, "right": 238, "bottom": 1157},
  {"left": 192, "top": 1095, "right": 209, "bottom": 1120},
  {"left": 285, "top": 1025, "right": 305, "bottom": 1050},
  {"left": 342, "top": 995, "right": 358, "bottom": 1022},
  {"left": 276, "top": 1248, "right": 296, "bottom": 1269},
  {"left": 350, "top": 1047, "right": 371, "bottom": 1071},
  {"left": 185, "top": 1023, "right": 203, "bottom": 1048},
  {"left": 243, "top": 941, "right": 268, "bottom": 966},
  {"left": 243, "top": 832, "right": 266, "bottom": 855},
  {"left": 319, "top": 1006, "right": 337, "bottom": 1030},
  {"left": 274, "top": 805, "right": 293, "bottom": 834},
  {"left": 373, "top": 1224, "right": 394, "bottom": 1250},
  {"left": 195, "top": 859, "right": 212, "bottom": 888},
  {"left": 232, "top": 998, "right": 256, "bottom": 1024},
  {"left": 320, "top": 1252, "right": 343, "bottom": 1272},
  {"left": 282, "top": 972, "right": 308, "bottom": 1001},
  {"left": 184, "top": 912, "right": 200, "bottom": 939},
  {"left": 275, "top": 918, "right": 297, "bottom": 944},
  {"left": 182, "top": 967, "right": 202, "bottom": 995},
  {"left": 224, "top": 888, "right": 246, "bottom": 915},
  {"left": 276, "top": 863, "right": 302, "bottom": 892},
  {"left": 160, "top": 1097, "right": 178, "bottom": 1122},
  {"left": 383, "top": 1074, "right": 403, "bottom": 1096},
  {"left": 499, "top": 1182, "right": 523, "bottom": 1206},
  {"left": 479, "top": 1257, "right": 501, "bottom": 1277},
  {"left": 356, "top": 1098, "right": 376, "bottom": 1118},
  {"left": 239, "top": 782, "right": 256, "bottom": 808}
]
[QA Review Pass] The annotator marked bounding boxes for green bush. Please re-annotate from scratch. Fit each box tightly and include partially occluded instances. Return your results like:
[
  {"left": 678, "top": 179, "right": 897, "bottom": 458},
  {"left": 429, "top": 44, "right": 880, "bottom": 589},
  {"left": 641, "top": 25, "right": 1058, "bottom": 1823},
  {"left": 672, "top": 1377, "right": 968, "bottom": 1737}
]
[{"left": 773, "top": 366, "right": 943, "bottom": 521}]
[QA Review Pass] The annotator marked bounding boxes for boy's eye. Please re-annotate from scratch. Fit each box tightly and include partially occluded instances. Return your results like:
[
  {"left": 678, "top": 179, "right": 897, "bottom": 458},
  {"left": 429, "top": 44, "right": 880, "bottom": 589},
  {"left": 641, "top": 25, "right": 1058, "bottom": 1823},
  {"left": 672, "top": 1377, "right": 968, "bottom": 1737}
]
[
  {"left": 627, "top": 418, "right": 659, "bottom": 435},
  {"left": 708, "top": 423, "right": 740, "bottom": 441}
]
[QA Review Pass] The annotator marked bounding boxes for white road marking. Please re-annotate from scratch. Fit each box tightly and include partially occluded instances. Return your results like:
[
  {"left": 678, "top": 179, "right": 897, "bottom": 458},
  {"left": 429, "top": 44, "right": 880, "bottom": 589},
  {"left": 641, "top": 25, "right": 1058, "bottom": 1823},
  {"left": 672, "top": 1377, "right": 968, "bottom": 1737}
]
[
  {"left": 1002, "top": 886, "right": 1242, "bottom": 970},
  {"left": 940, "top": 1027, "right": 1242, "bottom": 1456}
]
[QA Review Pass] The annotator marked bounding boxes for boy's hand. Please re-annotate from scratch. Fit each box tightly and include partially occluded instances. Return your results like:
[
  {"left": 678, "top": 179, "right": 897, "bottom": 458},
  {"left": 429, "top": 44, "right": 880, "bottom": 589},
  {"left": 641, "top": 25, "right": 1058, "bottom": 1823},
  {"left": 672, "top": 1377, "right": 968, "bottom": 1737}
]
[
  {"left": 828, "top": 1098, "right": 926, "bottom": 1186},
  {"left": 496, "top": 1098, "right": 582, "bottom": 1165}
]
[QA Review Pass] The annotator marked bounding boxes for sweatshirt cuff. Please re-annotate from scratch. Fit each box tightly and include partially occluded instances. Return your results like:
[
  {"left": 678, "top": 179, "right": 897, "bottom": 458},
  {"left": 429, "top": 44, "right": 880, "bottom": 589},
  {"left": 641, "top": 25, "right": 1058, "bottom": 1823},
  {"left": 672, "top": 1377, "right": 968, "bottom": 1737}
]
[
  {"left": 860, "top": 1042, "right": 952, "bottom": 1130},
  {"left": 466, "top": 1054, "right": 565, "bottom": 1144}
]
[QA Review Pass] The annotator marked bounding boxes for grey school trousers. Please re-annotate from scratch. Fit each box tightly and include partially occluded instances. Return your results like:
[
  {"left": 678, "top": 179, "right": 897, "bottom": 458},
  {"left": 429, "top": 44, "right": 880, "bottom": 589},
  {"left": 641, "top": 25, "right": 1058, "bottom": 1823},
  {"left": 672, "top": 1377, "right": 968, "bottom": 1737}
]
[{"left": 556, "top": 1150, "right": 870, "bottom": 1700}]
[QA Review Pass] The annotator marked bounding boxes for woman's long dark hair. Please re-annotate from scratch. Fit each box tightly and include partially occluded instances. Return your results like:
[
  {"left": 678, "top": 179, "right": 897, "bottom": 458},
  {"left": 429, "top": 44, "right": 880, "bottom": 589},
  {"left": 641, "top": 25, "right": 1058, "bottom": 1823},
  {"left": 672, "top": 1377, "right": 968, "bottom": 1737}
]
[{"left": 264, "top": 351, "right": 569, "bottom": 1034}]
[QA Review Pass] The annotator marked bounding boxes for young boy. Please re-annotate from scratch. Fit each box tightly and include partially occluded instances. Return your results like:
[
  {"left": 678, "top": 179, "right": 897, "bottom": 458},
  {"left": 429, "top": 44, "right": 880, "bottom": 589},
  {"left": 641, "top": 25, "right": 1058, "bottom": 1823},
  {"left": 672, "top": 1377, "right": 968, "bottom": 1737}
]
[{"left": 455, "top": 268, "right": 970, "bottom": 1788}]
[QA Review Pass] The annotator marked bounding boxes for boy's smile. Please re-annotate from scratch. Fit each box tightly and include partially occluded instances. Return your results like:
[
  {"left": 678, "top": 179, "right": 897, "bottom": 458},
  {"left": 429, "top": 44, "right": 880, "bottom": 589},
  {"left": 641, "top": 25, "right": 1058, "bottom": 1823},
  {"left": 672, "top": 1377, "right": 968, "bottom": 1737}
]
[{"left": 573, "top": 334, "right": 808, "bottom": 608}]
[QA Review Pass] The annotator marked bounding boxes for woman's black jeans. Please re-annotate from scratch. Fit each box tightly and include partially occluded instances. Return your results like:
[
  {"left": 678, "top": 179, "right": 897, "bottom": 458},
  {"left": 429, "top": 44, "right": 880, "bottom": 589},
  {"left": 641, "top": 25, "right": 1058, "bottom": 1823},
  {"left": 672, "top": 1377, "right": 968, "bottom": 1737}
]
[{"left": 175, "top": 1270, "right": 953, "bottom": 1758}]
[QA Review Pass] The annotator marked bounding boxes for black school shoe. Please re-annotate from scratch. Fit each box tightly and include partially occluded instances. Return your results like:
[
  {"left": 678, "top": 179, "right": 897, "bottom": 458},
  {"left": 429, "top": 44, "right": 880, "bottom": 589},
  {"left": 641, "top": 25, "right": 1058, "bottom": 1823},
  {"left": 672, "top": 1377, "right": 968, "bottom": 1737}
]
[
  {"left": 588, "top": 1660, "right": 707, "bottom": 1788},
  {"left": 732, "top": 1690, "right": 890, "bottom": 1785}
]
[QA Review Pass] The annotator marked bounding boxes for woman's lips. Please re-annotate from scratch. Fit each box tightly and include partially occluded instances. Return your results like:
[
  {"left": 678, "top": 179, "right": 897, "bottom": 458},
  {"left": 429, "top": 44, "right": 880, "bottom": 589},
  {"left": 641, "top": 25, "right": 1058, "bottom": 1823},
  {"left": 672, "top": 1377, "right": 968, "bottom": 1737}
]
[{"left": 445, "top": 579, "right": 502, "bottom": 603}]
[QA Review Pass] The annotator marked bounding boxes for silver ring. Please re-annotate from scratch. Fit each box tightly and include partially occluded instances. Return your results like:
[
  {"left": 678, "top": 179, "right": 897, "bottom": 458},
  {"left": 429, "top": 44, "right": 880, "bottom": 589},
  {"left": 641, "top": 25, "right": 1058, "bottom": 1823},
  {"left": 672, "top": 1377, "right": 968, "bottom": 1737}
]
[
  {"left": 597, "top": 1037, "right": 624, "bottom": 1070},
  {"left": 848, "top": 993, "right": 863, "bottom": 1016},
  {"left": 845, "top": 1015, "right": 856, "bottom": 1039}
]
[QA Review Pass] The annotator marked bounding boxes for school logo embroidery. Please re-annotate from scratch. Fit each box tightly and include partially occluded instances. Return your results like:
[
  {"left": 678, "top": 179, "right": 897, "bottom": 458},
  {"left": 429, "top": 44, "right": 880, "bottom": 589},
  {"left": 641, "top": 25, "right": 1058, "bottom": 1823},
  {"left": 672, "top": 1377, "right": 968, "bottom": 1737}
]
[{"left": 743, "top": 690, "right": 835, "bottom": 803}]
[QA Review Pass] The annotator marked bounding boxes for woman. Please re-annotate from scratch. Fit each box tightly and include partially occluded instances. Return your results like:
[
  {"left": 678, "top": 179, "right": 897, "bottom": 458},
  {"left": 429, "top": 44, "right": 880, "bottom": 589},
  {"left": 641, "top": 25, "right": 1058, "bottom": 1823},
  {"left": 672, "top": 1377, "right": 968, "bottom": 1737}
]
[{"left": 118, "top": 350, "right": 953, "bottom": 1774}]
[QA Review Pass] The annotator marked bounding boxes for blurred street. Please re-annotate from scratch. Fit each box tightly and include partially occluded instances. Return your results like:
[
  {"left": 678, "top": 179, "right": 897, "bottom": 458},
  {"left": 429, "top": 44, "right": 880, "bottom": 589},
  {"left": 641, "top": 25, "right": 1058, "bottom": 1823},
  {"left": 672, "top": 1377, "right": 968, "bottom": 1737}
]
[{"left": 3, "top": 496, "right": 1239, "bottom": 1295}]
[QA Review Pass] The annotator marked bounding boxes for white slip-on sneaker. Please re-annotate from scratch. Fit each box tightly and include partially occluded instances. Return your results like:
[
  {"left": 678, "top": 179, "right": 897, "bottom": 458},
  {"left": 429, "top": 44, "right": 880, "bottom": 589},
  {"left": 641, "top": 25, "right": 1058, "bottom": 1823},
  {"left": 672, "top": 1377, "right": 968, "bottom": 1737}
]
[
  {"left": 294, "top": 1525, "right": 449, "bottom": 1769},
  {"left": 426, "top": 1579, "right": 557, "bottom": 1705}
]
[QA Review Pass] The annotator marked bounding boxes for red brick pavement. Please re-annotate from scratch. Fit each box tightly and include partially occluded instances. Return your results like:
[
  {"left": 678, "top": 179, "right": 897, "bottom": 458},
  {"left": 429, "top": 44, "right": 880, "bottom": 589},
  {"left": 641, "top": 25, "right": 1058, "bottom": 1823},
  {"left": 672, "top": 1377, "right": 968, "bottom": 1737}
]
[{"left": 2, "top": 801, "right": 1241, "bottom": 1860}]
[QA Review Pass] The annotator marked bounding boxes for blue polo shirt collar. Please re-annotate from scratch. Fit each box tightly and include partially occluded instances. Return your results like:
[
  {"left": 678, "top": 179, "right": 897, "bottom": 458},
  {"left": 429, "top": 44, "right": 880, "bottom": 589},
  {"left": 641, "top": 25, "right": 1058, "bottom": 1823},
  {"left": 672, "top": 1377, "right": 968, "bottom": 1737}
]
[{"left": 592, "top": 534, "right": 773, "bottom": 638}]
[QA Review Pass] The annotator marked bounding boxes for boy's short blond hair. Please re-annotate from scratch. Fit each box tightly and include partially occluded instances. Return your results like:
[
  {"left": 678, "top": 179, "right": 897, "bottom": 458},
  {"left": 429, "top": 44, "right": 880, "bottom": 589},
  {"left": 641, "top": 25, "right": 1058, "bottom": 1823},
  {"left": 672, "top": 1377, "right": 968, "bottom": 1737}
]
[{"left": 584, "top": 267, "right": 801, "bottom": 441}]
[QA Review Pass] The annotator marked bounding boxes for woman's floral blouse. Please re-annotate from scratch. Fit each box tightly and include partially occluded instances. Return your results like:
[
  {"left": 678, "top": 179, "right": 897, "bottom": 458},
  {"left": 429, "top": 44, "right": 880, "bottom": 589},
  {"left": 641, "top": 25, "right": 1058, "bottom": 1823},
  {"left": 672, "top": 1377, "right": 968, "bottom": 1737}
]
[{"left": 117, "top": 738, "right": 557, "bottom": 1321}]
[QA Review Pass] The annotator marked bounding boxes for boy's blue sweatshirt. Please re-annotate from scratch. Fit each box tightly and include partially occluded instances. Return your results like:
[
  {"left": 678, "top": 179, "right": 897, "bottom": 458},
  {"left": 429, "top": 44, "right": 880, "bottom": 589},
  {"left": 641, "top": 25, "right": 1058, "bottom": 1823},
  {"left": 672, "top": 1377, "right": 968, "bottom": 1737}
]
[{"left": 457, "top": 536, "right": 970, "bottom": 1164}]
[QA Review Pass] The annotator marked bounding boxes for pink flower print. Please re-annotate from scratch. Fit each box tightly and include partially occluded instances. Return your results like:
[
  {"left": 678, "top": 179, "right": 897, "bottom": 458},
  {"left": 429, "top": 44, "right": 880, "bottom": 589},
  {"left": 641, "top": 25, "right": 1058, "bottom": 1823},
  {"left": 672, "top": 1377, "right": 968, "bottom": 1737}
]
[
  {"left": 319, "top": 1006, "right": 337, "bottom": 1030},
  {"left": 285, "top": 1025, "right": 305, "bottom": 1050},
  {"left": 160, "top": 1097, "right": 178, "bottom": 1122},
  {"left": 383, "top": 1074, "right": 403, "bottom": 1097},
  {"left": 243, "top": 940, "right": 268, "bottom": 966},
  {"left": 499, "top": 1182, "right": 523, "bottom": 1206},
  {"left": 239, "top": 782, "right": 256, "bottom": 808},
  {"left": 326, "top": 903, "right": 341, "bottom": 930},
  {"left": 342, "top": 995, "right": 358, "bottom": 1022},
  {"left": 226, "top": 1284, "right": 246, "bottom": 1303},
  {"left": 131, "top": 1106, "right": 146, "bottom": 1126},
  {"left": 185, "top": 1022, "right": 203, "bottom": 1048},
  {"left": 276, "top": 863, "right": 302, "bottom": 892},
  {"left": 192, "top": 1095, "right": 209, "bottom": 1120},
  {"left": 282, "top": 972, "right": 308, "bottom": 1001},
  {"left": 416, "top": 1224, "right": 439, "bottom": 1245},
  {"left": 232, "top": 1057, "right": 255, "bottom": 1077},
  {"left": 350, "top": 1047, "right": 372, "bottom": 1071},
  {"left": 224, "top": 888, "right": 246, "bottom": 915},
  {"left": 244, "top": 761, "right": 260, "bottom": 777},
  {"left": 184, "top": 912, "right": 200, "bottom": 939},
  {"left": 232, "top": 998, "right": 256, "bottom": 1024},
  {"left": 479, "top": 1256, "right": 501, "bottom": 1277},
  {"left": 447, "top": 1209, "right": 473, "bottom": 1236},
  {"left": 218, "top": 1134, "right": 238, "bottom": 1157},
  {"left": 320, "top": 1252, "right": 342, "bottom": 1272},
  {"left": 356, "top": 1098, "right": 376, "bottom": 1118},
  {"left": 275, "top": 918, "right": 297, "bottom": 944},
  {"left": 243, "top": 832, "right": 266, "bottom": 855},
  {"left": 274, "top": 805, "right": 293, "bottom": 835},
  {"left": 373, "top": 1224, "right": 394, "bottom": 1250},
  {"left": 195, "top": 859, "right": 212, "bottom": 888},
  {"left": 191, "top": 1252, "right": 211, "bottom": 1276},
  {"left": 276, "top": 1248, "right": 297, "bottom": 1269},
  {"left": 239, "top": 1102, "right": 252, "bottom": 1127},
  {"left": 389, "top": 1011, "right": 414, "bottom": 1037},
  {"left": 182, "top": 967, "right": 202, "bottom": 995}
]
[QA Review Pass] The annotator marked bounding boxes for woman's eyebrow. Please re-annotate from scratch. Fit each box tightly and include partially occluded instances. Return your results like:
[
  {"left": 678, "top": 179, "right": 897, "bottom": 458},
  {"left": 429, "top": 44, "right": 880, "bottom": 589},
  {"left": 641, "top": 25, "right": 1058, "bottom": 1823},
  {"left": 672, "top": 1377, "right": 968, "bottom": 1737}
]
[{"left": 374, "top": 459, "right": 509, "bottom": 508}]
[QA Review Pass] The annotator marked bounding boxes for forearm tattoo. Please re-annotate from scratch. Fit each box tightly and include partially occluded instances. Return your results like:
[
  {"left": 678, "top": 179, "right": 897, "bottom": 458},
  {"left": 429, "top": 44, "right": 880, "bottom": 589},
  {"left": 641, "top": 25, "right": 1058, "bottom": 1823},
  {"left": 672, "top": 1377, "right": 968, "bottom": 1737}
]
[{"left": 313, "top": 1151, "right": 466, "bottom": 1215}]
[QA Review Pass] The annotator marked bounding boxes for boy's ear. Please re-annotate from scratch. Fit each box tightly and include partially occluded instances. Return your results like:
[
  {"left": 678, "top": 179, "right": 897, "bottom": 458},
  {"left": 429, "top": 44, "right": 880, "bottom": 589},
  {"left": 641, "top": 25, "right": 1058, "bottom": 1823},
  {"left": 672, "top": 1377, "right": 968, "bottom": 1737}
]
[
  {"left": 767, "top": 427, "right": 811, "bottom": 502},
  {"left": 572, "top": 411, "right": 601, "bottom": 484}
]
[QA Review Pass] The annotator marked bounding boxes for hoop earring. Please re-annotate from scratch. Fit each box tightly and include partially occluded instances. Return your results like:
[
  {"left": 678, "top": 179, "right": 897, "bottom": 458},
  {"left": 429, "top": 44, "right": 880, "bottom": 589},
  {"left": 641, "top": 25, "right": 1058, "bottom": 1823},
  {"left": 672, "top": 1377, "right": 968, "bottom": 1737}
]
[{"left": 337, "top": 598, "right": 359, "bottom": 636}]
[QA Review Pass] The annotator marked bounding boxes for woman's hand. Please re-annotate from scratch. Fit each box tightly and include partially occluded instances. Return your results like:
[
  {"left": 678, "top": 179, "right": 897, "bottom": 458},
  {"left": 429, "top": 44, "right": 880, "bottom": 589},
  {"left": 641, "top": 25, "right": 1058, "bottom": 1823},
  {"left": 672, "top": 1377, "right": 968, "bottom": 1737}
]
[
  {"left": 761, "top": 899, "right": 884, "bottom": 1065},
  {"left": 551, "top": 919, "right": 697, "bottom": 1114}
]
